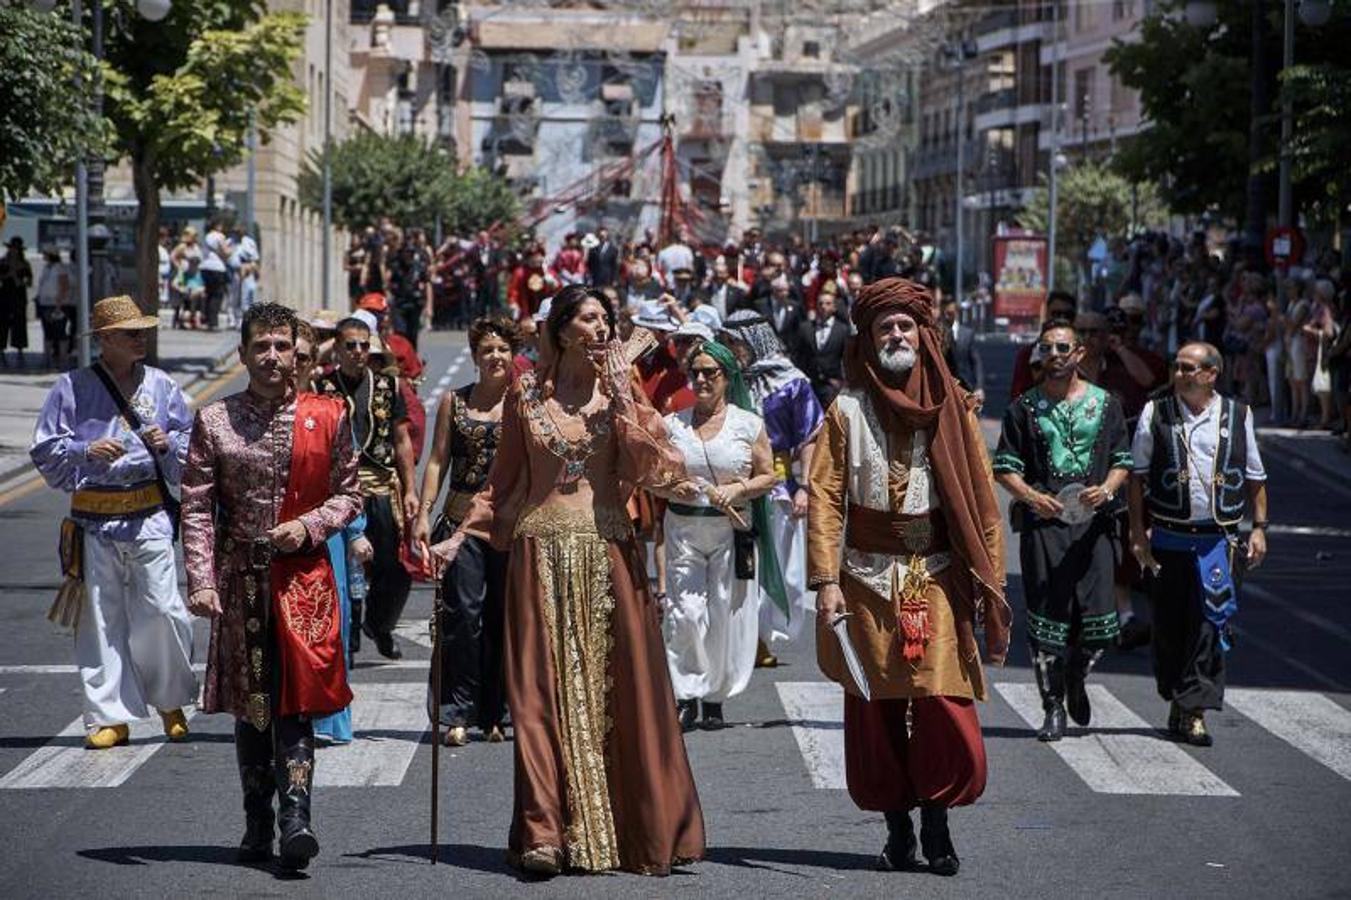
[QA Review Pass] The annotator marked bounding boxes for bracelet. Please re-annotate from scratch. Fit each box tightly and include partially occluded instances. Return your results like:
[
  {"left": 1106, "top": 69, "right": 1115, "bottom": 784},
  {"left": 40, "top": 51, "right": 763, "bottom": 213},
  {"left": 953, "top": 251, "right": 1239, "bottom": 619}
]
[{"left": 1251, "top": 520, "right": 1268, "bottom": 531}]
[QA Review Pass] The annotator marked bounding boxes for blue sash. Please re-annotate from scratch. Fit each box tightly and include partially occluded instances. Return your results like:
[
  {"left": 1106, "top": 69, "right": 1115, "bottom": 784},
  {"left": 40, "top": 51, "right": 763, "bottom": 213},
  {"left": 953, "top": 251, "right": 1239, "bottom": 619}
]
[{"left": 1151, "top": 526, "right": 1238, "bottom": 651}]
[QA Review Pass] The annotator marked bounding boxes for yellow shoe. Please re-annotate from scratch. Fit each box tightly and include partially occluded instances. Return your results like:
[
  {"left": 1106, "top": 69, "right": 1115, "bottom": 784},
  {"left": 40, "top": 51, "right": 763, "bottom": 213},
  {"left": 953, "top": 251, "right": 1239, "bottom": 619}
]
[
  {"left": 86, "top": 724, "right": 130, "bottom": 750},
  {"left": 160, "top": 708, "right": 189, "bottom": 741}
]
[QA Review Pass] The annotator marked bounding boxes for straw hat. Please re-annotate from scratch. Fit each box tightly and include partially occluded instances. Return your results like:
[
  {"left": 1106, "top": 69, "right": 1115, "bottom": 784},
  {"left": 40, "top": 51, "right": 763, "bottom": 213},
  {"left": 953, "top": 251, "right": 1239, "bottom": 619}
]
[{"left": 88, "top": 296, "right": 159, "bottom": 334}]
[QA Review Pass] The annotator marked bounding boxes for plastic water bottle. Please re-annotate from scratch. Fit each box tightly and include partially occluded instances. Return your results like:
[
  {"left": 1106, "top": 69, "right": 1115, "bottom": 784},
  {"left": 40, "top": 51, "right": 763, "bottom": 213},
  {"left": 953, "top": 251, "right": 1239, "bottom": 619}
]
[{"left": 347, "top": 550, "right": 368, "bottom": 602}]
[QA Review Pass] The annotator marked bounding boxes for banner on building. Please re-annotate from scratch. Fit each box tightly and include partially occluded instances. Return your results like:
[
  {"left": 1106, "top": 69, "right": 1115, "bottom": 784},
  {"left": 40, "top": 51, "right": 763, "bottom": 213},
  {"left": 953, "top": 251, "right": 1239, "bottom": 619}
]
[{"left": 992, "top": 234, "right": 1047, "bottom": 321}]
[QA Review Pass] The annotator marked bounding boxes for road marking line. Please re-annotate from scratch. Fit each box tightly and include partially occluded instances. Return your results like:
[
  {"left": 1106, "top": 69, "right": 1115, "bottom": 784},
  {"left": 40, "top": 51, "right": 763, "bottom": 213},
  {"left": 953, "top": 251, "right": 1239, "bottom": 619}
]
[
  {"left": 315, "top": 682, "right": 426, "bottom": 787},
  {"left": 1227, "top": 689, "right": 1351, "bottom": 782},
  {"left": 995, "top": 682, "right": 1239, "bottom": 796},
  {"left": 393, "top": 618, "right": 432, "bottom": 649},
  {"left": 1229, "top": 623, "right": 1348, "bottom": 692},
  {"left": 1243, "top": 583, "right": 1351, "bottom": 645},
  {"left": 775, "top": 682, "right": 845, "bottom": 789},
  {"left": 0, "top": 709, "right": 198, "bottom": 789},
  {"left": 0, "top": 664, "right": 207, "bottom": 675}
]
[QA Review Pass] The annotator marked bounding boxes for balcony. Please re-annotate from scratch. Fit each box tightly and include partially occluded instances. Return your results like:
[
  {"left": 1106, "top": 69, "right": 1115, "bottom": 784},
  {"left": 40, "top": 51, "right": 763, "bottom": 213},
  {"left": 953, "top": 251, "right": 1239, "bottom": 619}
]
[
  {"left": 974, "top": 88, "right": 1016, "bottom": 117},
  {"left": 911, "top": 140, "right": 984, "bottom": 181}
]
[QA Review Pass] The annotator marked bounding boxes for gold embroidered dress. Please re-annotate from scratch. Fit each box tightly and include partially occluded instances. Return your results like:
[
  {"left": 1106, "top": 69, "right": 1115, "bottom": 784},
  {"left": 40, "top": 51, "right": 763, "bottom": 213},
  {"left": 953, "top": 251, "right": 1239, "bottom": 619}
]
[{"left": 458, "top": 372, "right": 705, "bottom": 874}]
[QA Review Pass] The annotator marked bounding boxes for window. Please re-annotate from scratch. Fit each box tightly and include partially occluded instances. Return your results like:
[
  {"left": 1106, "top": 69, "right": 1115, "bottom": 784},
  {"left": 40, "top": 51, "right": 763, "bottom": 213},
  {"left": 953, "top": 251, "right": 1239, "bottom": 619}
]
[
  {"left": 1113, "top": 1, "right": 1134, "bottom": 21},
  {"left": 803, "top": 41, "right": 821, "bottom": 59}
]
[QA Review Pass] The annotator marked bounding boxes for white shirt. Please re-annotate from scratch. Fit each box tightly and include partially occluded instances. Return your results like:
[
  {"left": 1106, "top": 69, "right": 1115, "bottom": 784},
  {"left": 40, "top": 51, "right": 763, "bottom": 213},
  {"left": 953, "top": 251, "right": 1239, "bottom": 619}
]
[
  {"left": 1131, "top": 393, "right": 1266, "bottom": 522},
  {"left": 200, "top": 229, "right": 229, "bottom": 273}
]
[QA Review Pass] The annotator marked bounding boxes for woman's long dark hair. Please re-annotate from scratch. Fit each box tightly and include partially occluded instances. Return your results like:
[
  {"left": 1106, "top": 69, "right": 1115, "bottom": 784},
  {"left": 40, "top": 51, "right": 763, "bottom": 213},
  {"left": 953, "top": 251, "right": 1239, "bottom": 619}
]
[{"left": 546, "top": 285, "right": 617, "bottom": 352}]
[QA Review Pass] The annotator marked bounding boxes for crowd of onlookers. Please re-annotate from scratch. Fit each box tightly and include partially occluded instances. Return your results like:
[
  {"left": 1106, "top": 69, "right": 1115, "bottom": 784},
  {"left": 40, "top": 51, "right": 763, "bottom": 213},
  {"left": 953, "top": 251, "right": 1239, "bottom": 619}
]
[
  {"left": 158, "top": 219, "right": 260, "bottom": 332},
  {"left": 1087, "top": 231, "right": 1351, "bottom": 449}
]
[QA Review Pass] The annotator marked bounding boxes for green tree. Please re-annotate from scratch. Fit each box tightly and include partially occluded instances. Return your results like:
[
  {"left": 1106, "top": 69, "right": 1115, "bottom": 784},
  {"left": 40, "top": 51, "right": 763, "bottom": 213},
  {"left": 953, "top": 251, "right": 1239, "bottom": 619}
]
[
  {"left": 1104, "top": 3, "right": 1253, "bottom": 221},
  {"left": 298, "top": 132, "right": 520, "bottom": 236},
  {"left": 100, "top": 1, "right": 306, "bottom": 318},
  {"left": 0, "top": 6, "right": 106, "bottom": 203},
  {"left": 1019, "top": 161, "right": 1168, "bottom": 281}
]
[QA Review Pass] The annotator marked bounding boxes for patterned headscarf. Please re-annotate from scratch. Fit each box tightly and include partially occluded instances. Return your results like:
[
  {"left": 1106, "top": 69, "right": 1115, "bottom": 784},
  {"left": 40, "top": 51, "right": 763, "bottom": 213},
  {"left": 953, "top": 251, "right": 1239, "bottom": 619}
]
[
  {"left": 692, "top": 340, "right": 790, "bottom": 619},
  {"left": 719, "top": 309, "right": 806, "bottom": 405}
]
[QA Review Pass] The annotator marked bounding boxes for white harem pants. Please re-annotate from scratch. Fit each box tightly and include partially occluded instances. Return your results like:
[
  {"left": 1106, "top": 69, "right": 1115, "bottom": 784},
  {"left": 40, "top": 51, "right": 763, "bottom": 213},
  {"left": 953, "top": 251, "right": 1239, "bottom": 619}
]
[
  {"left": 662, "top": 511, "right": 759, "bottom": 703},
  {"left": 77, "top": 533, "right": 197, "bottom": 729}
]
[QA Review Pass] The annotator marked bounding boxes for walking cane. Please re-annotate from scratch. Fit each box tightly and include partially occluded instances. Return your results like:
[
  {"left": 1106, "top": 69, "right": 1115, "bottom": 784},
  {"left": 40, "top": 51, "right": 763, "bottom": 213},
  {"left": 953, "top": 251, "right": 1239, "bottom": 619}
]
[{"left": 429, "top": 576, "right": 443, "bottom": 864}]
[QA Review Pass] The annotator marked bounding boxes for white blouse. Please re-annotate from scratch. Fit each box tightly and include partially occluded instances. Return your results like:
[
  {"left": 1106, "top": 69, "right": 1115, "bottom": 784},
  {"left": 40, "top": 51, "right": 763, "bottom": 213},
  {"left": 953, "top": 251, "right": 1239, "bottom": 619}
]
[{"left": 665, "top": 405, "right": 763, "bottom": 509}]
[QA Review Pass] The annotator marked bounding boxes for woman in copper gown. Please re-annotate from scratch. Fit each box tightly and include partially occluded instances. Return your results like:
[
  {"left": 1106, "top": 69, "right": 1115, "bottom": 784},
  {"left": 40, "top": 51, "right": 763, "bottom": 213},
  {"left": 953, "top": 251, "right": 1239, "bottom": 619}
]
[{"left": 431, "top": 285, "right": 705, "bottom": 877}]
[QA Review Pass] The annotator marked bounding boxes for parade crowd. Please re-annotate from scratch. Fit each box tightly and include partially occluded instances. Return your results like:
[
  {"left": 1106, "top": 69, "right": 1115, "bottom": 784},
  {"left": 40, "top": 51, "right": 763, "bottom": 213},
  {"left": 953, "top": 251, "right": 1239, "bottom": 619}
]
[{"left": 29, "top": 215, "right": 1328, "bottom": 879}]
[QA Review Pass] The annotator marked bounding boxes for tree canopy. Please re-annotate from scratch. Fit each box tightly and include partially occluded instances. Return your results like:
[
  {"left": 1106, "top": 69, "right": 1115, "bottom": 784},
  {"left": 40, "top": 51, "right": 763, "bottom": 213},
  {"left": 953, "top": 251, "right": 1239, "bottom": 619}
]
[
  {"left": 0, "top": 5, "right": 106, "bottom": 203},
  {"left": 1018, "top": 161, "right": 1168, "bottom": 266},
  {"left": 1106, "top": 0, "right": 1351, "bottom": 229},
  {"left": 298, "top": 132, "right": 521, "bottom": 236}
]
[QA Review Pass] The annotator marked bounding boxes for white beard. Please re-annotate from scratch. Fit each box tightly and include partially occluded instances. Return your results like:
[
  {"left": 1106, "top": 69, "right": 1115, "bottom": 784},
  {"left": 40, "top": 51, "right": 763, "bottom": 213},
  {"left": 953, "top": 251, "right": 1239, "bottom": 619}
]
[{"left": 878, "top": 344, "right": 917, "bottom": 373}]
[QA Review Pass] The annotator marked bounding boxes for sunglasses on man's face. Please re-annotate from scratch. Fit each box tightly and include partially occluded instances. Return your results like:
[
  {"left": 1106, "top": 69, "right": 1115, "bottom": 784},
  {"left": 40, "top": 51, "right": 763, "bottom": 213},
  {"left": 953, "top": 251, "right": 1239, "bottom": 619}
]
[
  {"left": 344, "top": 340, "right": 370, "bottom": 352},
  {"left": 295, "top": 353, "right": 313, "bottom": 365},
  {"left": 1037, "top": 340, "right": 1077, "bottom": 357},
  {"left": 1173, "top": 360, "right": 1211, "bottom": 374}
]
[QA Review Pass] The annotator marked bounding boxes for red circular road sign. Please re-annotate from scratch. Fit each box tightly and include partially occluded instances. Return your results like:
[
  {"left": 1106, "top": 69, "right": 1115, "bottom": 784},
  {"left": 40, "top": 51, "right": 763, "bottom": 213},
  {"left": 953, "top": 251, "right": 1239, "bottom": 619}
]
[{"left": 1266, "top": 226, "right": 1305, "bottom": 271}]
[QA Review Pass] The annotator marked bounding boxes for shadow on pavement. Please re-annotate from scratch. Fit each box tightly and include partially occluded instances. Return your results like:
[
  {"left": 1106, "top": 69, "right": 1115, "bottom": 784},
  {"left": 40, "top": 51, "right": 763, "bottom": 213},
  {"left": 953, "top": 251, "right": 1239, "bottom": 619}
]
[
  {"left": 345, "top": 843, "right": 516, "bottom": 877},
  {"left": 705, "top": 845, "right": 878, "bottom": 873}
]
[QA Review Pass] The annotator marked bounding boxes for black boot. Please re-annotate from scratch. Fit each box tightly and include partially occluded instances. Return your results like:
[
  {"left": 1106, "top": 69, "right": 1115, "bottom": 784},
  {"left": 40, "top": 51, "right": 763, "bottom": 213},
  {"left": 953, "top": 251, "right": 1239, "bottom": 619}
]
[
  {"left": 700, "top": 701, "right": 727, "bottom": 731},
  {"left": 919, "top": 803, "right": 959, "bottom": 876},
  {"left": 677, "top": 699, "right": 699, "bottom": 733},
  {"left": 1034, "top": 653, "right": 1067, "bottom": 742},
  {"left": 1066, "top": 647, "right": 1103, "bottom": 727},
  {"left": 274, "top": 718, "right": 319, "bottom": 872},
  {"left": 235, "top": 720, "right": 275, "bottom": 864},
  {"left": 877, "top": 810, "right": 920, "bottom": 871},
  {"left": 349, "top": 602, "right": 363, "bottom": 654}
]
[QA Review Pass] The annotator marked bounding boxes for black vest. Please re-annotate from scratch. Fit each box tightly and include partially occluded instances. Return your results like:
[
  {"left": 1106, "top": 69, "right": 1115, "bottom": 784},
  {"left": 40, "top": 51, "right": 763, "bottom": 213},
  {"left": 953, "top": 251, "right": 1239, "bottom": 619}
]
[
  {"left": 1145, "top": 393, "right": 1249, "bottom": 527},
  {"left": 316, "top": 370, "right": 399, "bottom": 471}
]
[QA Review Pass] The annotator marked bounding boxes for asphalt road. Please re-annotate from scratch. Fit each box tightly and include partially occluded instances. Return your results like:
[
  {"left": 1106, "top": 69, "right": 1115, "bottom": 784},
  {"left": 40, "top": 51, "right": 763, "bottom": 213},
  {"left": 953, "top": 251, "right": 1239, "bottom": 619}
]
[{"left": 0, "top": 331, "right": 1347, "bottom": 899}]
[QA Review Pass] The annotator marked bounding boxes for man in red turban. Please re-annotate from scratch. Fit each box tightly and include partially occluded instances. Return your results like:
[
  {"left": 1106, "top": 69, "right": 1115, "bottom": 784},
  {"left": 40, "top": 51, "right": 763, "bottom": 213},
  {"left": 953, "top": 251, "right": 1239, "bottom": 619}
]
[{"left": 808, "top": 277, "right": 1009, "bottom": 877}]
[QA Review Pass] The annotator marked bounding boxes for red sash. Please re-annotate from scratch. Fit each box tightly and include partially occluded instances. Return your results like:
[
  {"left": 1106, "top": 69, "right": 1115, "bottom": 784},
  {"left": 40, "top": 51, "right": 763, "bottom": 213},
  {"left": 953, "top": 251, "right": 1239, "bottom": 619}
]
[{"left": 271, "top": 393, "right": 353, "bottom": 718}]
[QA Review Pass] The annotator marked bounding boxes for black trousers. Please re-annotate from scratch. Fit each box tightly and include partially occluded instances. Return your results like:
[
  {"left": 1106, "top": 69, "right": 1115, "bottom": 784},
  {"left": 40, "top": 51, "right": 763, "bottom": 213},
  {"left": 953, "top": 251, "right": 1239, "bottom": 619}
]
[
  {"left": 1149, "top": 546, "right": 1228, "bottom": 712},
  {"left": 202, "top": 269, "right": 228, "bottom": 329},
  {"left": 431, "top": 533, "right": 509, "bottom": 729},
  {"left": 394, "top": 302, "right": 421, "bottom": 351},
  {"left": 363, "top": 493, "right": 411, "bottom": 637}
]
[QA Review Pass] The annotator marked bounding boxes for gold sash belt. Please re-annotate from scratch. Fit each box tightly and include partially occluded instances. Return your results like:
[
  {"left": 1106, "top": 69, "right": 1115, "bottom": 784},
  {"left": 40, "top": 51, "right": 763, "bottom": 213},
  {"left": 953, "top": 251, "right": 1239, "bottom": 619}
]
[{"left": 71, "top": 481, "right": 166, "bottom": 519}]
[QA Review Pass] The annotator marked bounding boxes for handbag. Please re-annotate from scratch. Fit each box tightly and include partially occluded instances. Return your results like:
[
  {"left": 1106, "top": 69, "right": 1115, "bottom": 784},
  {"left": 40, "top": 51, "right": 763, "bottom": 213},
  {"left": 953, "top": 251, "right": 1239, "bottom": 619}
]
[{"left": 90, "top": 363, "right": 181, "bottom": 541}]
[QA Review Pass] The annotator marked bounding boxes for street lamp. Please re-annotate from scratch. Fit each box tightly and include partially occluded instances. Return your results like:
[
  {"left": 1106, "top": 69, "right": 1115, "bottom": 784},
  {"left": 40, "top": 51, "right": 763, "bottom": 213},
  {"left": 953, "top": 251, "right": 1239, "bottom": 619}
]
[
  {"left": 136, "top": 0, "right": 172, "bottom": 22},
  {"left": 942, "top": 38, "right": 978, "bottom": 304}
]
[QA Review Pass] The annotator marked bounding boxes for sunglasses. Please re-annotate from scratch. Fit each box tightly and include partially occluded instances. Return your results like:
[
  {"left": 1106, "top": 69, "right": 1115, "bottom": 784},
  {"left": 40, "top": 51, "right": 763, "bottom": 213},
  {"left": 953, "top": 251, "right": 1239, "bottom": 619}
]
[
  {"left": 1037, "top": 340, "right": 1077, "bottom": 356},
  {"left": 295, "top": 353, "right": 313, "bottom": 365},
  {"left": 689, "top": 366, "right": 725, "bottom": 381},
  {"left": 1173, "top": 360, "right": 1211, "bottom": 374},
  {"left": 344, "top": 340, "right": 370, "bottom": 351}
]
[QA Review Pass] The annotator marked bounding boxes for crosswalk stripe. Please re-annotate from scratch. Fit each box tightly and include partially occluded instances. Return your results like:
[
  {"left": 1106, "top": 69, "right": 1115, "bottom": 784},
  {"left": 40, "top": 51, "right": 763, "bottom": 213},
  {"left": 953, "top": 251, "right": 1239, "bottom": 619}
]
[
  {"left": 774, "top": 682, "right": 845, "bottom": 789},
  {"left": 0, "top": 710, "right": 197, "bottom": 790},
  {"left": 995, "top": 682, "right": 1239, "bottom": 796},
  {"left": 392, "top": 618, "right": 432, "bottom": 650},
  {"left": 1227, "top": 689, "right": 1351, "bottom": 782},
  {"left": 314, "top": 682, "right": 427, "bottom": 787}
]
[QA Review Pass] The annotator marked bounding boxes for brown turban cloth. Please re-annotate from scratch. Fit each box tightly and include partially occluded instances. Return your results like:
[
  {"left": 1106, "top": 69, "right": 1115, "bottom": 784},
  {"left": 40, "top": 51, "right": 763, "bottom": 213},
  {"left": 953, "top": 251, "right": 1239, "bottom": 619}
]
[{"left": 845, "top": 277, "right": 1011, "bottom": 664}]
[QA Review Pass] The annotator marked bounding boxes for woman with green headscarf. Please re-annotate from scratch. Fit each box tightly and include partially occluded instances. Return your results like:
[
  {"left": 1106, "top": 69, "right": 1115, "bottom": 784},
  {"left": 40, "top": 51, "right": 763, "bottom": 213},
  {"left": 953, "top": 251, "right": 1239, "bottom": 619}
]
[{"left": 660, "top": 340, "right": 784, "bottom": 731}]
